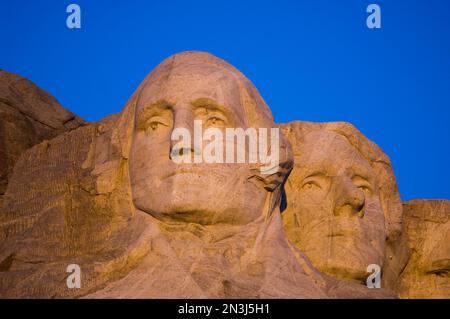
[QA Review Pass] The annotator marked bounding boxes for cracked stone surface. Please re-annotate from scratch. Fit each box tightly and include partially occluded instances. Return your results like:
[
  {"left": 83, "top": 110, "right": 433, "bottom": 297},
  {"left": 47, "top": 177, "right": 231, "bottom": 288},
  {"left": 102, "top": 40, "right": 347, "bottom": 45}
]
[{"left": 0, "top": 70, "right": 85, "bottom": 196}]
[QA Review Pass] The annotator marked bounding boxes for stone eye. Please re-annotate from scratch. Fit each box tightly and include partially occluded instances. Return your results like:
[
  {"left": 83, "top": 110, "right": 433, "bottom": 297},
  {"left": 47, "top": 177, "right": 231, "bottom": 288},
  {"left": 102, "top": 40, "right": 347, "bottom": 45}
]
[
  {"left": 145, "top": 117, "right": 170, "bottom": 131},
  {"left": 352, "top": 176, "right": 372, "bottom": 195},
  {"left": 357, "top": 185, "right": 371, "bottom": 193},
  {"left": 435, "top": 270, "right": 450, "bottom": 278},
  {"left": 206, "top": 116, "right": 225, "bottom": 127},
  {"left": 301, "top": 180, "right": 320, "bottom": 190},
  {"left": 428, "top": 268, "right": 450, "bottom": 278},
  {"left": 301, "top": 173, "right": 326, "bottom": 191}
]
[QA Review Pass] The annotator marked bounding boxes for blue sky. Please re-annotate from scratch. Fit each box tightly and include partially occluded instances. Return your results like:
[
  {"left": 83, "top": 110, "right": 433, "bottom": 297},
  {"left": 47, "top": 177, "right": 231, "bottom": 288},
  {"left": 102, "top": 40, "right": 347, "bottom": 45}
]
[{"left": 1, "top": 0, "right": 449, "bottom": 200}]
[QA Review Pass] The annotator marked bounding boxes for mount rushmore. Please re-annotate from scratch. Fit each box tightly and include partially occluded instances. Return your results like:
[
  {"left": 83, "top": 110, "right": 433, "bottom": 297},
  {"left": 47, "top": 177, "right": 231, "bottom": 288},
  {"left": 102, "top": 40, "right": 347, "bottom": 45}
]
[{"left": 0, "top": 52, "right": 448, "bottom": 298}]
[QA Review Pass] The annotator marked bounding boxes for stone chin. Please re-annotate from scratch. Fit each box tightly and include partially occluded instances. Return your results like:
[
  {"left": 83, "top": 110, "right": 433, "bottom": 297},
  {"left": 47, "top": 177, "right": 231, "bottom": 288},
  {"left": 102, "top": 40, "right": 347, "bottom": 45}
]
[
  {"left": 299, "top": 227, "right": 385, "bottom": 283},
  {"left": 309, "top": 257, "right": 378, "bottom": 284}
]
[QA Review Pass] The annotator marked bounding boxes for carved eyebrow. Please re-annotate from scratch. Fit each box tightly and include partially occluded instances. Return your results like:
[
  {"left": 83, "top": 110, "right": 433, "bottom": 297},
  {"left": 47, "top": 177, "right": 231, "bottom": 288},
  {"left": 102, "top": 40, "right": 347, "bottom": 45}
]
[
  {"left": 136, "top": 100, "right": 173, "bottom": 125},
  {"left": 427, "top": 259, "right": 450, "bottom": 274},
  {"left": 191, "top": 97, "right": 220, "bottom": 109},
  {"left": 352, "top": 174, "right": 371, "bottom": 183},
  {"left": 303, "top": 171, "right": 327, "bottom": 179},
  {"left": 191, "top": 98, "right": 236, "bottom": 124},
  {"left": 299, "top": 167, "right": 329, "bottom": 182},
  {"left": 350, "top": 164, "right": 375, "bottom": 184}
]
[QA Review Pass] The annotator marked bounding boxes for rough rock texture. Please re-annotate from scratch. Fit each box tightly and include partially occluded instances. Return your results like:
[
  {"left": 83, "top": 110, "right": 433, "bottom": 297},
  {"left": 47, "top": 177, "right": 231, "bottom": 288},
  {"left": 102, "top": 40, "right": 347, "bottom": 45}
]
[
  {"left": 0, "top": 52, "right": 447, "bottom": 298},
  {"left": 0, "top": 70, "right": 85, "bottom": 196},
  {"left": 397, "top": 199, "right": 450, "bottom": 298}
]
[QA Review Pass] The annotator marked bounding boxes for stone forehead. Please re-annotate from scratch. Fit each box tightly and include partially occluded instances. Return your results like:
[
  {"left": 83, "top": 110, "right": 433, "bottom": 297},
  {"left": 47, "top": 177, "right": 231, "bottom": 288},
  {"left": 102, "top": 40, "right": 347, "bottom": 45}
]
[
  {"left": 302, "top": 130, "right": 361, "bottom": 154},
  {"left": 281, "top": 121, "right": 392, "bottom": 166},
  {"left": 138, "top": 64, "right": 241, "bottom": 99},
  {"left": 143, "top": 51, "right": 245, "bottom": 86},
  {"left": 295, "top": 130, "right": 373, "bottom": 171},
  {"left": 131, "top": 51, "right": 274, "bottom": 126}
]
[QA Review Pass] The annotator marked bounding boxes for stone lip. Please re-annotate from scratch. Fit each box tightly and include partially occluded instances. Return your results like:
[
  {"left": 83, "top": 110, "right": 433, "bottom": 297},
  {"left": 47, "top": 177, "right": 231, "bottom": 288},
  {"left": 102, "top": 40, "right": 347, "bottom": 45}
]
[{"left": 0, "top": 70, "right": 86, "bottom": 194}]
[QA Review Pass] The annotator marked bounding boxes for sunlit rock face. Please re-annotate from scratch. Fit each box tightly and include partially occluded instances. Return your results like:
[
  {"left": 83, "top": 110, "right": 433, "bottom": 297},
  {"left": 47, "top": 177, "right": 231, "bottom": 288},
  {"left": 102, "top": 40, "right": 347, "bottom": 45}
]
[
  {"left": 84, "top": 51, "right": 332, "bottom": 299},
  {"left": 0, "top": 70, "right": 85, "bottom": 196},
  {"left": 0, "top": 52, "right": 324, "bottom": 299},
  {"left": 128, "top": 51, "right": 290, "bottom": 226},
  {"left": 280, "top": 121, "right": 408, "bottom": 290},
  {"left": 397, "top": 200, "right": 450, "bottom": 298},
  {"left": 0, "top": 53, "right": 446, "bottom": 298}
]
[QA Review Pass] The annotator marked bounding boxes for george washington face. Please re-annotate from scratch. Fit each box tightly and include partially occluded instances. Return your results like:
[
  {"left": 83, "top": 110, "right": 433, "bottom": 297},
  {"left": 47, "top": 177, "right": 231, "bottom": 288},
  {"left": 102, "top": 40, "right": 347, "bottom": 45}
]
[
  {"left": 128, "top": 63, "right": 273, "bottom": 226},
  {"left": 284, "top": 130, "right": 386, "bottom": 283}
]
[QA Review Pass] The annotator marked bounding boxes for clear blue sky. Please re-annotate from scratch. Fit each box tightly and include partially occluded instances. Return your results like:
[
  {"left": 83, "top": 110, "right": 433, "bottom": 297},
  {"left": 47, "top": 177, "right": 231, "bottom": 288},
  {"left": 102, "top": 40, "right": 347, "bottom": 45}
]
[{"left": 1, "top": 0, "right": 449, "bottom": 200}]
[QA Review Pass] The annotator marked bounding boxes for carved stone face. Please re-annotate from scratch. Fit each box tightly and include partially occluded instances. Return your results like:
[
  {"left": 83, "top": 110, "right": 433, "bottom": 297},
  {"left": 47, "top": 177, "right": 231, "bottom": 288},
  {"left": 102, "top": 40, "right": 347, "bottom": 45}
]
[
  {"left": 398, "top": 201, "right": 450, "bottom": 298},
  {"left": 402, "top": 223, "right": 450, "bottom": 298},
  {"left": 284, "top": 130, "right": 386, "bottom": 283},
  {"left": 128, "top": 62, "right": 268, "bottom": 225}
]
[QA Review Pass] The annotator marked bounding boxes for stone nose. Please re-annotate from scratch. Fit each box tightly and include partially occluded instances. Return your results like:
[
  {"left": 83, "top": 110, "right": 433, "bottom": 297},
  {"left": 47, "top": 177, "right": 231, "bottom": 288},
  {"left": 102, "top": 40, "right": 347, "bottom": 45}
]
[
  {"left": 169, "top": 108, "right": 199, "bottom": 162},
  {"left": 173, "top": 108, "right": 195, "bottom": 134},
  {"left": 169, "top": 143, "right": 199, "bottom": 164},
  {"left": 333, "top": 176, "right": 365, "bottom": 218}
]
